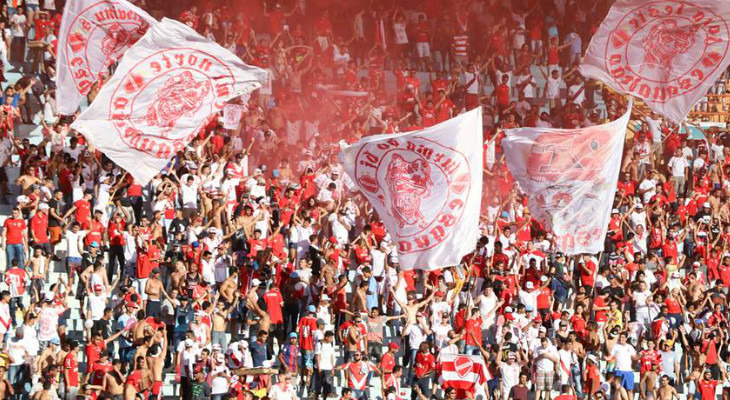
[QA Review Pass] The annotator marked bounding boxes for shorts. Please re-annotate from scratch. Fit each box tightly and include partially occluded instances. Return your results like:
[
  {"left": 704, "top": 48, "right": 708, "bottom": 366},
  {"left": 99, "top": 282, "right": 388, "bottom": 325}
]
[
  {"left": 302, "top": 350, "right": 314, "bottom": 369},
  {"left": 26, "top": 4, "right": 39, "bottom": 11},
  {"left": 416, "top": 42, "right": 430, "bottom": 58},
  {"left": 614, "top": 370, "right": 635, "bottom": 391},
  {"left": 535, "top": 370, "right": 554, "bottom": 390},
  {"left": 49, "top": 226, "right": 63, "bottom": 244}
]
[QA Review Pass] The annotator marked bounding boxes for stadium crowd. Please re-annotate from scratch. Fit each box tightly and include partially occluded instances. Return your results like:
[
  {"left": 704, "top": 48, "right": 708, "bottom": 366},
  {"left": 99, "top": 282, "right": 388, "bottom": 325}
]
[{"left": 0, "top": 0, "right": 728, "bottom": 400}]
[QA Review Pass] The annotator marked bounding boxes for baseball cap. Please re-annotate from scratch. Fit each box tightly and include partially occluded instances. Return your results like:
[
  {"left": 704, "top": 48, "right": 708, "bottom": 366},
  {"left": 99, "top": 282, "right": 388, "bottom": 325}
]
[
  {"left": 151, "top": 267, "right": 160, "bottom": 275},
  {"left": 504, "top": 306, "right": 513, "bottom": 313},
  {"left": 525, "top": 282, "right": 534, "bottom": 289},
  {"left": 307, "top": 305, "right": 316, "bottom": 313},
  {"left": 90, "top": 241, "right": 100, "bottom": 248},
  {"left": 251, "top": 278, "right": 261, "bottom": 287},
  {"left": 703, "top": 202, "right": 711, "bottom": 208},
  {"left": 388, "top": 342, "right": 400, "bottom": 350},
  {"left": 50, "top": 337, "right": 60, "bottom": 345},
  {"left": 540, "top": 276, "right": 548, "bottom": 282},
  {"left": 611, "top": 208, "right": 619, "bottom": 214},
  {"left": 290, "top": 271, "right": 300, "bottom": 279},
  {"left": 38, "top": 203, "right": 49, "bottom": 210},
  {"left": 185, "top": 339, "right": 194, "bottom": 347},
  {"left": 44, "top": 292, "right": 54, "bottom": 302},
  {"left": 289, "top": 332, "right": 298, "bottom": 339},
  {"left": 539, "top": 326, "right": 547, "bottom": 333}
]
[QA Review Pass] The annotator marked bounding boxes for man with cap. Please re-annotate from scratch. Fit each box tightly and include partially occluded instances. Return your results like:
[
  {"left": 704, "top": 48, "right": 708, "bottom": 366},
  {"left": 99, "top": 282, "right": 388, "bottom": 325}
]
[
  {"left": 314, "top": 330, "right": 336, "bottom": 400},
  {"left": 278, "top": 332, "right": 300, "bottom": 375},
  {"left": 335, "top": 349, "right": 380, "bottom": 400},
  {"left": 496, "top": 342, "right": 522, "bottom": 400},
  {"left": 380, "top": 341, "right": 399, "bottom": 383},
  {"left": 29, "top": 202, "right": 51, "bottom": 255},
  {"left": 297, "top": 304, "right": 319, "bottom": 394}
]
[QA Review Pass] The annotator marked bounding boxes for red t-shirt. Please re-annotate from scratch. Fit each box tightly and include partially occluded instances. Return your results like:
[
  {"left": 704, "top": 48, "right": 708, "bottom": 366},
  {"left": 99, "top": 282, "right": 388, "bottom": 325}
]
[
  {"left": 698, "top": 380, "right": 718, "bottom": 400},
  {"left": 30, "top": 212, "right": 49, "bottom": 244},
  {"left": 108, "top": 221, "right": 126, "bottom": 246},
  {"left": 297, "top": 316, "right": 319, "bottom": 351},
  {"left": 3, "top": 218, "right": 26, "bottom": 245},
  {"left": 86, "top": 339, "right": 106, "bottom": 372},
  {"left": 414, "top": 351, "right": 436, "bottom": 378},
  {"left": 85, "top": 220, "right": 105, "bottom": 246},
  {"left": 74, "top": 199, "right": 91, "bottom": 225},
  {"left": 64, "top": 352, "right": 79, "bottom": 387},
  {"left": 262, "top": 289, "right": 284, "bottom": 324}
]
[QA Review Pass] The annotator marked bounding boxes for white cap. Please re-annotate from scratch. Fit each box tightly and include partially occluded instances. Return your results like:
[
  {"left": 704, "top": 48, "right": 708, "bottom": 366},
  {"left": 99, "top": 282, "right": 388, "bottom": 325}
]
[
  {"left": 587, "top": 354, "right": 598, "bottom": 364},
  {"left": 540, "top": 276, "right": 548, "bottom": 282},
  {"left": 38, "top": 203, "right": 49, "bottom": 210},
  {"left": 703, "top": 202, "right": 711, "bottom": 208},
  {"left": 635, "top": 203, "right": 643, "bottom": 209},
  {"left": 321, "top": 294, "right": 330, "bottom": 301},
  {"left": 611, "top": 208, "right": 619, "bottom": 214},
  {"left": 539, "top": 326, "right": 547, "bottom": 333},
  {"left": 251, "top": 278, "right": 261, "bottom": 286},
  {"left": 504, "top": 306, "right": 513, "bottom": 313},
  {"left": 525, "top": 282, "right": 534, "bottom": 289},
  {"left": 185, "top": 339, "right": 194, "bottom": 347},
  {"left": 44, "top": 292, "right": 54, "bottom": 302}
]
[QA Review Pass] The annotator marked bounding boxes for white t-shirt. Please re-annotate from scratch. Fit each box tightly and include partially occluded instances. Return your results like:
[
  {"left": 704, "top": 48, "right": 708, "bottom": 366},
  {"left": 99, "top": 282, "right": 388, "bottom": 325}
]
[
  {"left": 314, "top": 340, "right": 336, "bottom": 370},
  {"left": 533, "top": 344, "right": 558, "bottom": 372},
  {"left": 667, "top": 156, "right": 688, "bottom": 177},
  {"left": 10, "top": 14, "right": 26, "bottom": 37},
  {"left": 87, "top": 292, "right": 107, "bottom": 320},
  {"left": 499, "top": 362, "right": 520, "bottom": 392},
  {"left": 65, "top": 230, "right": 86, "bottom": 258},
  {"left": 610, "top": 343, "right": 636, "bottom": 371},
  {"left": 210, "top": 365, "right": 230, "bottom": 394},
  {"left": 393, "top": 22, "right": 408, "bottom": 44}
]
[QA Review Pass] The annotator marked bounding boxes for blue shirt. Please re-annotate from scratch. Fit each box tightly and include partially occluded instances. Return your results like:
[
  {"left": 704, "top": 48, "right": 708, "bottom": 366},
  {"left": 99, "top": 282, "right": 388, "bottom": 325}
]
[
  {"left": 0, "top": 93, "right": 19, "bottom": 108},
  {"left": 250, "top": 339, "right": 268, "bottom": 367}
]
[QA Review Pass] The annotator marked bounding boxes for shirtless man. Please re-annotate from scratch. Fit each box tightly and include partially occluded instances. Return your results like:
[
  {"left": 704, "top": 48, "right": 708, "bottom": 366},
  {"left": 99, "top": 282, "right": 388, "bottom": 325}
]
[
  {"left": 102, "top": 359, "right": 125, "bottom": 400},
  {"left": 0, "top": 366, "right": 13, "bottom": 399},
  {"left": 212, "top": 295, "right": 238, "bottom": 349},
  {"left": 219, "top": 269, "right": 239, "bottom": 304},
  {"left": 640, "top": 364, "right": 660, "bottom": 400},
  {"left": 656, "top": 375, "right": 679, "bottom": 400},
  {"left": 169, "top": 260, "right": 188, "bottom": 294},
  {"left": 146, "top": 339, "right": 167, "bottom": 399},
  {"left": 144, "top": 268, "right": 174, "bottom": 319},
  {"left": 28, "top": 247, "right": 49, "bottom": 302},
  {"left": 390, "top": 289, "right": 436, "bottom": 331},
  {"left": 31, "top": 380, "right": 52, "bottom": 400},
  {"left": 36, "top": 337, "right": 60, "bottom": 372},
  {"left": 246, "top": 289, "right": 271, "bottom": 333},
  {"left": 124, "top": 356, "right": 153, "bottom": 400}
]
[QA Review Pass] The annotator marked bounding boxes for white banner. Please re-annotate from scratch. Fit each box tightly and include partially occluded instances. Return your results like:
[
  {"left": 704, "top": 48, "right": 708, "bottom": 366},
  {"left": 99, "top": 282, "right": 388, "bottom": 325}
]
[
  {"left": 340, "top": 109, "right": 483, "bottom": 271},
  {"left": 580, "top": 0, "right": 730, "bottom": 123},
  {"left": 502, "top": 102, "right": 632, "bottom": 255},
  {"left": 438, "top": 353, "right": 490, "bottom": 393},
  {"left": 56, "top": 0, "right": 157, "bottom": 115},
  {"left": 71, "top": 18, "right": 267, "bottom": 184}
]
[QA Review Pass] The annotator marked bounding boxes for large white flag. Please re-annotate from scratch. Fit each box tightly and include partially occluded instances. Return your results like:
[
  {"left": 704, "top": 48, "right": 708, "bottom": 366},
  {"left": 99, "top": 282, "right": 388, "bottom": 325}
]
[
  {"left": 71, "top": 18, "right": 267, "bottom": 184},
  {"left": 340, "top": 109, "right": 483, "bottom": 271},
  {"left": 580, "top": 0, "right": 730, "bottom": 122},
  {"left": 502, "top": 103, "right": 632, "bottom": 255},
  {"left": 56, "top": 0, "right": 157, "bottom": 115}
]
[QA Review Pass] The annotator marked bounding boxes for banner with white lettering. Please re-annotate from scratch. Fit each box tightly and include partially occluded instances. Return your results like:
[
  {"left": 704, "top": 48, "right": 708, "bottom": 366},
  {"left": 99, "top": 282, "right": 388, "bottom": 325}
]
[
  {"left": 56, "top": 0, "right": 157, "bottom": 115},
  {"left": 340, "top": 109, "right": 483, "bottom": 271},
  {"left": 71, "top": 18, "right": 267, "bottom": 184},
  {"left": 502, "top": 102, "right": 632, "bottom": 255},
  {"left": 580, "top": 0, "right": 730, "bottom": 122}
]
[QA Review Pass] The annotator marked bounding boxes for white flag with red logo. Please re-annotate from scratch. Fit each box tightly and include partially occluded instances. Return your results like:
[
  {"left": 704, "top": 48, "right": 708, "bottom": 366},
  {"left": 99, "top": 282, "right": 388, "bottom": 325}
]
[
  {"left": 502, "top": 103, "right": 632, "bottom": 255},
  {"left": 56, "top": 0, "right": 157, "bottom": 115},
  {"left": 71, "top": 18, "right": 267, "bottom": 185},
  {"left": 438, "top": 353, "right": 490, "bottom": 394},
  {"left": 340, "top": 109, "right": 483, "bottom": 271},
  {"left": 580, "top": 0, "right": 730, "bottom": 122}
]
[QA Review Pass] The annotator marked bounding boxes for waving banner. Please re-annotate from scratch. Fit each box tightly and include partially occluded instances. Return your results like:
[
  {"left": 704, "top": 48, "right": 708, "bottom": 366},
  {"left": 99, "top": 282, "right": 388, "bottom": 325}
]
[
  {"left": 502, "top": 102, "right": 632, "bottom": 255},
  {"left": 340, "top": 109, "right": 483, "bottom": 271},
  {"left": 580, "top": 0, "right": 730, "bottom": 122},
  {"left": 438, "top": 353, "right": 490, "bottom": 396},
  {"left": 71, "top": 18, "right": 267, "bottom": 184},
  {"left": 57, "top": 0, "right": 157, "bottom": 115}
]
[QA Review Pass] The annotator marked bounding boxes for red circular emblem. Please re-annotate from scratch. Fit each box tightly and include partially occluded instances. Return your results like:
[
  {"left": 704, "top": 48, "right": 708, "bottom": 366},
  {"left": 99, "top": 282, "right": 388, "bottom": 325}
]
[
  {"left": 605, "top": 0, "right": 730, "bottom": 103},
  {"left": 353, "top": 136, "right": 471, "bottom": 254},
  {"left": 63, "top": 1, "right": 151, "bottom": 95},
  {"left": 109, "top": 49, "right": 236, "bottom": 158}
]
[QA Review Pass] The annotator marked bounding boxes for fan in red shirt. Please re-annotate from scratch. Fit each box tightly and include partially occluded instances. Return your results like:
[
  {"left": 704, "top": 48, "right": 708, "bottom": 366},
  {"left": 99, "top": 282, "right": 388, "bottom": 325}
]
[
  {"left": 68, "top": 191, "right": 93, "bottom": 228},
  {"left": 413, "top": 343, "right": 436, "bottom": 381},
  {"left": 30, "top": 204, "right": 49, "bottom": 249}
]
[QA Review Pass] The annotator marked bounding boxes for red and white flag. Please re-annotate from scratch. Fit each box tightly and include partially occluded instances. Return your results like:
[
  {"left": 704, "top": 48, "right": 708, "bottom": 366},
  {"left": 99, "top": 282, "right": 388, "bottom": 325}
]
[
  {"left": 71, "top": 18, "right": 267, "bottom": 184},
  {"left": 502, "top": 102, "right": 632, "bottom": 255},
  {"left": 56, "top": 0, "right": 157, "bottom": 115},
  {"left": 580, "top": 0, "right": 730, "bottom": 122},
  {"left": 340, "top": 109, "right": 483, "bottom": 271},
  {"left": 438, "top": 354, "right": 490, "bottom": 395}
]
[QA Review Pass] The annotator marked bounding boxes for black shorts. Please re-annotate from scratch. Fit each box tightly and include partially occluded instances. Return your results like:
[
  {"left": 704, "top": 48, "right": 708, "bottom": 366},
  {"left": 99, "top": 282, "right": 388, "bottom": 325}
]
[{"left": 0, "top": 167, "right": 7, "bottom": 183}]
